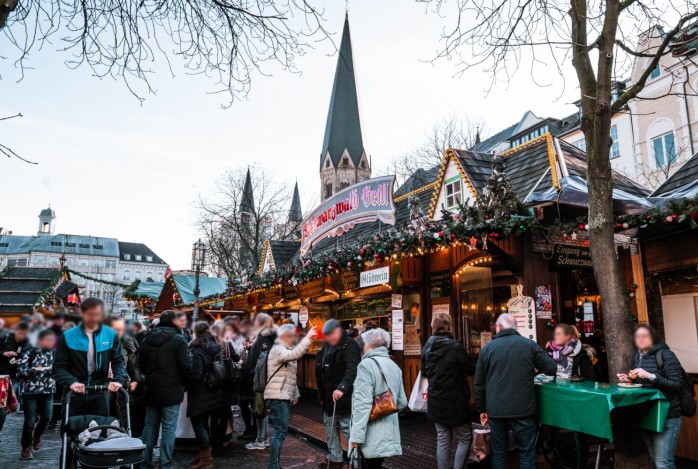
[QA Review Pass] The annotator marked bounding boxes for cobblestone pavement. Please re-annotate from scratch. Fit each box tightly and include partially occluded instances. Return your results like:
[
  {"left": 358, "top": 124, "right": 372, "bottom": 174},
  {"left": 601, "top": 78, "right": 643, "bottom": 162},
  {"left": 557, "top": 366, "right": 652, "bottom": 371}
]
[{"left": 0, "top": 410, "right": 327, "bottom": 469}]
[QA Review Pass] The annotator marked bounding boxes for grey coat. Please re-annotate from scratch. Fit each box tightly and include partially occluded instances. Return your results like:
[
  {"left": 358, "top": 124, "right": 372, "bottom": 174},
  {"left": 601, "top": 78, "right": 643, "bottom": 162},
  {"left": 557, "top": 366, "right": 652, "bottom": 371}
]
[{"left": 349, "top": 347, "right": 407, "bottom": 459}]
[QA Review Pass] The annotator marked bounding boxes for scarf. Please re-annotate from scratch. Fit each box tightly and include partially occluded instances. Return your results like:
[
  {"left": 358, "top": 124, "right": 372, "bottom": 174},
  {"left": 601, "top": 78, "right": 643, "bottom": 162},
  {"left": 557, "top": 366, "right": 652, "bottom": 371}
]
[{"left": 546, "top": 339, "right": 579, "bottom": 368}]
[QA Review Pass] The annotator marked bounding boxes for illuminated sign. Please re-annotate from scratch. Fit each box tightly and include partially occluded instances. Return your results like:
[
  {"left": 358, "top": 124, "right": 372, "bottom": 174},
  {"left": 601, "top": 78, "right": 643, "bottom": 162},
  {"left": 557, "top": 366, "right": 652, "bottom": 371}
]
[{"left": 300, "top": 176, "right": 396, "bottom": 256}]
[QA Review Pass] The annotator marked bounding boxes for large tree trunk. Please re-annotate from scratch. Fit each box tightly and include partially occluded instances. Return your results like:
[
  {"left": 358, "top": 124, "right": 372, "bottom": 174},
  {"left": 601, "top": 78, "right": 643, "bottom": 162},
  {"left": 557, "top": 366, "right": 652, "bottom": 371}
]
[{"left": 573, "top": 1, "right": 651, "bottom": 466}]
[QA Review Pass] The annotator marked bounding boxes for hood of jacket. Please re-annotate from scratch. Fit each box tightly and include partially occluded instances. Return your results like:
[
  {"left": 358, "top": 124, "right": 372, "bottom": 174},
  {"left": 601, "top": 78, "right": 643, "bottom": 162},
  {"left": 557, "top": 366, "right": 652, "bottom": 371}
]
[
  {"left": 259, "top": 325, "right": 278, "bottom": 338},
  {"left": 644, "top": 342, "right": 670, "bottom": 356},
  {"left": 362, "top": 345, "right": 389, "bottom": 360},
  {"left": 145, "top": 323, "right": 180, "bottom": 347},
  {"left": 427, "top": 333, "right": 455, "bottom": 359}
]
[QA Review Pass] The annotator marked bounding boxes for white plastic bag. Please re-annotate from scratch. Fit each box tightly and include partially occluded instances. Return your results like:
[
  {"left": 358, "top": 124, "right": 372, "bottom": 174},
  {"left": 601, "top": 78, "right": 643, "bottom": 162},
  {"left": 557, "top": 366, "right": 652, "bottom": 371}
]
[{"left": 407, "top": 371, "right": 428, "bottom": 412}]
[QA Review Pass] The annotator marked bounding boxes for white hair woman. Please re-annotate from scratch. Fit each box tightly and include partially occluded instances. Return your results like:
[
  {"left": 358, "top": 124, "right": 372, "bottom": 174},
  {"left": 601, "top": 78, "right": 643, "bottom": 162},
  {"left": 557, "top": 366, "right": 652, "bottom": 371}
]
[{"left": 349, "top": 328, "right": 407, "bottom": 469}]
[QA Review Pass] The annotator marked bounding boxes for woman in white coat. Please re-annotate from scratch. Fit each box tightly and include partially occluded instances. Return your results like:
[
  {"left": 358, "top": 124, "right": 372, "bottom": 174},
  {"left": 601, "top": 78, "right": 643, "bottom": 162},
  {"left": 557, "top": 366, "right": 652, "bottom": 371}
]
[{"left": 349, "top": 328, "right": 407, "bottom": 469}]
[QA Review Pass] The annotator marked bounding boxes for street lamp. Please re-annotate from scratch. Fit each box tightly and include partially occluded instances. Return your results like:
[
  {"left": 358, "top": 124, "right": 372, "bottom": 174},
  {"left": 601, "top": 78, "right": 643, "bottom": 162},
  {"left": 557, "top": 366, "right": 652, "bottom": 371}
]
[{"left": 191, "top": 239, "right": 207, "bottom": 322}]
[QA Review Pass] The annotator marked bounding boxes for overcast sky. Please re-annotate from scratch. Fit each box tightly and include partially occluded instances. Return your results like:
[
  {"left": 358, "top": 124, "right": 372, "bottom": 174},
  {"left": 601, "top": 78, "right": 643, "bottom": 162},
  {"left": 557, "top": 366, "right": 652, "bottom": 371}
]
[{"left": 0, "top": 0, "right": 581, "bottom": 270}]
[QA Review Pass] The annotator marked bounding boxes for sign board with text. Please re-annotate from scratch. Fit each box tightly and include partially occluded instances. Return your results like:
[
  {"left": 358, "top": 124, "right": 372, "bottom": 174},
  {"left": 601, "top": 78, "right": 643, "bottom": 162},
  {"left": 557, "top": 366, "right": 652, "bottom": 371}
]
[
  {"left": 360, "top": 266, "right": 390, "bottom": 288},
  {"left": 507, "top": 294, "right": 537, "bottom": 342},
  {"left": 552, "top": 244, "right": 592, "bottom": 269},
  {"left": 300, "top": 176, "right": 396, "bottom": 257}
]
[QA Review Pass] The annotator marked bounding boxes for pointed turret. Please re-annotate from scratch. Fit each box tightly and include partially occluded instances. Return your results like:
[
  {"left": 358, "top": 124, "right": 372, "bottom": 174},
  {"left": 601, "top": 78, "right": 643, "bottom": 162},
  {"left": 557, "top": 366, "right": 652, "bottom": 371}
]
[
  {"left": 319, "top": 15, "right": 371, "bottom": 200},
  {"left": 240, "top": 168, "right": 255, "bottom": 216},
  {"left": 289, "top": 182, "right": 302, "bottom": 223}
]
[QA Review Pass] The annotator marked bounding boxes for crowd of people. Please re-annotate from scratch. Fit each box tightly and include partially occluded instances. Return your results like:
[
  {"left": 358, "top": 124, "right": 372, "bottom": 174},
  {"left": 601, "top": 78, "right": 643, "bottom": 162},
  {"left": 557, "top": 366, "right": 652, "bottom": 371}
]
[{"left": 0, "top": 300, "right": 690, "bottom": 469}]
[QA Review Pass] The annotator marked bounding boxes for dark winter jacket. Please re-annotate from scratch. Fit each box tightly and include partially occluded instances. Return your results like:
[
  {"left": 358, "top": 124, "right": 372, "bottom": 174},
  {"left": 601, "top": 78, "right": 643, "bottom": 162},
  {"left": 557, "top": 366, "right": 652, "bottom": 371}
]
[
  {"left": 316, "top": 331, "right": 361, "bottom": 415},
  {"left": 241, "top": 326, "right": 277, "bottom": 398},
  {"left": 16, "top": 347, "right": 55, "bottom": 395},
  {"left": 53, "top": 324, "right": 126, "bottom": 388},
  {"left": 0, "top": 333, "right": 32, "bottom": 378},
  {"left": 421, "top": 332, "right": 476, "bottom": 426},
  {"left": 631, "top": 343, "right": 684, "bottom": 419},
  {"left": 121, "top": 335, "right": 143, "bottom": 385},
  {"left": 474, "top": 329, "right": 557, "bottom": 419},
  {"left": 187, "top": 336, "right": 222, "bottom": 417},
  {"left": 139, "top": 323, "right": 193, "bottom": 406}
]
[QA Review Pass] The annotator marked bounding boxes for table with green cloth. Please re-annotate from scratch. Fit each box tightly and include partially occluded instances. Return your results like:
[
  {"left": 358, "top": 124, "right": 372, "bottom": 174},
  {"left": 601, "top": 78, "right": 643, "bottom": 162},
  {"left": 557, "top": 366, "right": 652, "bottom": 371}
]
[{"left": 536, "top": 380, "right": 669, "bottom": 441}]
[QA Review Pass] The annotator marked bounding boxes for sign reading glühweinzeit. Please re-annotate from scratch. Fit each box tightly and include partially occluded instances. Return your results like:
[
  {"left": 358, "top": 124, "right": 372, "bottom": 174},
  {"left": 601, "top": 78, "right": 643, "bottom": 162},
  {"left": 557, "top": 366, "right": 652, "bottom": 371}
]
[{"left": 300, "top": 176, "right": 396, "bottom": 256}]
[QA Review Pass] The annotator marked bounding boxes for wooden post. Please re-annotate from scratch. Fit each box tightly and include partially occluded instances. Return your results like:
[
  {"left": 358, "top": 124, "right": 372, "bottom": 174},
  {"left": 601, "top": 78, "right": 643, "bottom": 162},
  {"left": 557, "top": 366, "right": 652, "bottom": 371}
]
[{"left": 631, "top": 248, "right": 649, "bottom": 324}]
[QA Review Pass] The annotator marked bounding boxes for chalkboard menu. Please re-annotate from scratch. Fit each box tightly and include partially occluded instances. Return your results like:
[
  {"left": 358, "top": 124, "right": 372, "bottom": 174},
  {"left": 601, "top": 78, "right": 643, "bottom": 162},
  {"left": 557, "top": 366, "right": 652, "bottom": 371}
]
[
  {"left": 298, "top": 278, "right": 325, "bottom": 299},
  {"left": 331, "top": 271, "right": 361, "bottom": 292},
  {"left": 430, "top": 270, "right": 451, "bottom": 298},
  {"left": 282, "top": 285, "right": 299, "bottom": 301}
]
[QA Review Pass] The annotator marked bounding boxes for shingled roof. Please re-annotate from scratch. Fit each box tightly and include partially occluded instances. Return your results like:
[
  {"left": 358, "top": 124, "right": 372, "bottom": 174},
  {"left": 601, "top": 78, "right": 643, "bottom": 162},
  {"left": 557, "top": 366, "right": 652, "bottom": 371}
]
[
  {"left": 0, "top": 267, "right": 78, "bottom": 314},
  {"left": 651, "top": 151, "right": 698, "bottom": 198}
]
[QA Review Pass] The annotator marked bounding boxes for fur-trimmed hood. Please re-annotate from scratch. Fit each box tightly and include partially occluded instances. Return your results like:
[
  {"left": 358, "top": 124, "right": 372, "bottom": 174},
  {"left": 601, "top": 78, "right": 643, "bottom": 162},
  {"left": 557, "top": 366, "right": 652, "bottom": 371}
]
[{"left": 258, "top": 324, "right": 278, "bottom": 338}]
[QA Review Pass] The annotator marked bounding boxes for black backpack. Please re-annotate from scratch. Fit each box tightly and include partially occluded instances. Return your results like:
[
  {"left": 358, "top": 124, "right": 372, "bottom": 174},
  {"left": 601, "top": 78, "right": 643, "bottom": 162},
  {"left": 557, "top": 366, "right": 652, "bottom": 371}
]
[{"left": 657, "top": 350, "right": 697, "bottom": 417}]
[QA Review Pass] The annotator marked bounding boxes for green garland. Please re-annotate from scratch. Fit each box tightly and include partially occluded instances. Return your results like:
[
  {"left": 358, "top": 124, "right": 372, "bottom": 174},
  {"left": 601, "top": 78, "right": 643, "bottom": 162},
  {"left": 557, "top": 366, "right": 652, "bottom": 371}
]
[
  {"left": 65, "top": 268, "right": 137, "bottom": 289},
  {"left": 33, "top": 270, "right": 66, "bottom": 308},
  {"left": 195, "top": 190, "right": 698, "bottom": 306}
]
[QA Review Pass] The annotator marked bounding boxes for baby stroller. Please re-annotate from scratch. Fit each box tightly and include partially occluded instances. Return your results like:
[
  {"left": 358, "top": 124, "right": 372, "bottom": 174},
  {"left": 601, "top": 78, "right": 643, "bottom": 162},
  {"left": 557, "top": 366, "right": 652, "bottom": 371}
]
[{"left": 60, "top": 385, "right": 146, "bottom": 468}]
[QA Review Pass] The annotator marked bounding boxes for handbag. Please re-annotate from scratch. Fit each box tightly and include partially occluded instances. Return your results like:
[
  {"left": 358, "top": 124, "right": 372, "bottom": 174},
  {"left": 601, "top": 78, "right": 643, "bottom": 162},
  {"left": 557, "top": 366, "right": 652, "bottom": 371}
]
[
  {"left": 212, "top": 342, "right": 242, "bottom": 385},
  {"left": 407, "top": 371, "right": 428, "bottom": 413},
  {"left": 367, "top": 357, "right": 398, "bottom": 423},
  {"left": 349, "top": 446, "right": 367, "bottom": 469}
]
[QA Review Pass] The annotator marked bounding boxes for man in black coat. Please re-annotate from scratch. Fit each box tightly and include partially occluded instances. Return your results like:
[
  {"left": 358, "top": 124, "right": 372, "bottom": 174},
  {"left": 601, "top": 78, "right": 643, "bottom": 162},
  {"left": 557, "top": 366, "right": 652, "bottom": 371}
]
[
  {"left": 475, "top": 313, "right": 556, "bottom": 469},
  {"left": 315, "top": 319, "right": 360, "bottom": 468},
  {"left": 421, "top": 312, "right": 476, "bottom": 469},
  {"left": 138, "top": 310, "right": 193, "bottom": 469}
]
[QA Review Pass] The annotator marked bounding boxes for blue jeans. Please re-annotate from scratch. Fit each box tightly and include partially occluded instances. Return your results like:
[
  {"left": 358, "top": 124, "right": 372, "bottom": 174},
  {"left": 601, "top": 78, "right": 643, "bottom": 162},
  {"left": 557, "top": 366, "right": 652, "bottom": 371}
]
[
  {"left": 21, "top": 394, "right": 53, "bottom": 448},
  {"left": 141, "top": 404, "right": 180, "bottom": 469},
  {"left": 267, "top": 399, "right": 291, "bottom": 469},
  {"left": 323, "top": 410, "right": 351, "bottom": 462},
  {"left": 489, "top": 417, "right": 537, "bottom": 469},
  {"left": 642, "top": 417, "right": 682, "bottom": 469}
]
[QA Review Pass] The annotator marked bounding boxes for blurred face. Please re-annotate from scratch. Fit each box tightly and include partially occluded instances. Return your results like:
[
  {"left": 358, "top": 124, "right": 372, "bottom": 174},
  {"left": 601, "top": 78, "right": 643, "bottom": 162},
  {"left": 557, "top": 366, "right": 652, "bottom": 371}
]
[
  {"left": 634, "top": 327, "right": 654, "bottom": 351},
  {"left": 54, "top": 317, "right": 64, "bottom": 326},
  {"left": 279, "top": 331, "right": 297, "bottom": 347},
  {"left": 325, "top": 327, "right": 342, "bottom": 347},
  {"left": 81, "top": 305, "right": 104, "bottom": 330},
  {"left": 111, "top": 319, "right": 126, "bottom": 338},
  {"left": 38, "top": 334, "right": 56, "bottom": 350},
  {"left": 175, "top": 315, "right": 187, "bottom": 330},
  {"left": 14, "top": 327, "right": 28, "bottom": 342},
  {"left": 224, "top": 326, "right": 237, "bottom": 341},
  {"left": 554, "top": 327, "right": 573, "bottom": 346}
]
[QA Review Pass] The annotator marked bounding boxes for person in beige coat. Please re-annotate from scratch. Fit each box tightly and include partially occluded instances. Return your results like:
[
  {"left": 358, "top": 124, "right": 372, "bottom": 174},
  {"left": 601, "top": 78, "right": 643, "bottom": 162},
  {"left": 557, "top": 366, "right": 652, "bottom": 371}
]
[{"left": 264, "top": 324, "right": 318, "bottom": 469}]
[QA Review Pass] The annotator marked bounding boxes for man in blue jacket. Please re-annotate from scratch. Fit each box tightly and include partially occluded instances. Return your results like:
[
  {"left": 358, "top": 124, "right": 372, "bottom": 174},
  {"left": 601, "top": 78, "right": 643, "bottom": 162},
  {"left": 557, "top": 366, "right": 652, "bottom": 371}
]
[
  {"left": 53, "top": 297, "right": 126, "bottom": 416},
  {"left": 475, "top": 313, "right": 557, "bottom": 469}
]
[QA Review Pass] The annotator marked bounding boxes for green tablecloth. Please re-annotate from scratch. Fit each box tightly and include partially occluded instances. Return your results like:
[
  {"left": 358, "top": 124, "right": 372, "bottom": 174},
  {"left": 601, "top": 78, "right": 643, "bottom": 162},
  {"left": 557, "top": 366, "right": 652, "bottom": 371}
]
[{"left": 536, "top": 380, "right": 669, "bottom": 441}]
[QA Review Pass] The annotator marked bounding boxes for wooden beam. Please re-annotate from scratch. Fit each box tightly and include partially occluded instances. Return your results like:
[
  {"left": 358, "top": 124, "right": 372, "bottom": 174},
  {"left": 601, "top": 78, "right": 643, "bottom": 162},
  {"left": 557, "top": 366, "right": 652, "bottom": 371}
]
[{"left": 631, "top": 251, "right": 648, "bottom": 324}]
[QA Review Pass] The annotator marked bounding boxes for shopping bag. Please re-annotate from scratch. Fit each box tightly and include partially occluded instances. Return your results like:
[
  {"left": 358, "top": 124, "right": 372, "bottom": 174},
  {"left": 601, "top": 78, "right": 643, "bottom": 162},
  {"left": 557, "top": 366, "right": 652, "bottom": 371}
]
[
  {"left": 468, "top": 424, "right": 491, "bottom": 463},
  {"left": 407, "top": 371, "right": 428, "bottom": 413}
]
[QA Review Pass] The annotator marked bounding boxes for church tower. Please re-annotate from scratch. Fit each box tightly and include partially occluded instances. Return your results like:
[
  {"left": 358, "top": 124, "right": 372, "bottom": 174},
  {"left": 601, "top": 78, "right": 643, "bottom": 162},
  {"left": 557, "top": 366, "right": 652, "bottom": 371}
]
[
  {"left": 37, "top": 206, "right": 56, "bottom": 236},
  {"left": 239, "top": 169, "right": 256, "bottom": 272},
  {"left": 319, "top": 14, "right": 371, "bottom": 200}
]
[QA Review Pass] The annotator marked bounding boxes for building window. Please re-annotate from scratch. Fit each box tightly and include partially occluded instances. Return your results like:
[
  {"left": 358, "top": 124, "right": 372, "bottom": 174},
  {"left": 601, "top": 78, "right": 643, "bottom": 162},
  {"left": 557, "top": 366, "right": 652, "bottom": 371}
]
[
  {"left": 41, "top": 223, "right": 51, "bottom": 233},
  {"left": 340, "top": 181, "right": 350, "bottom": 190},
  {"left": 135, "top": 255, "right": 142, "bottom": 261},
  {"left": 610, "top": 126, "right": 620, "bottom": 159},
  {"left": 124, "top": 254, "right": 131, "bottom": 260},
  {"left": 146, "top": 272, "right": 154, "bottom": 282},
  {"left": 93, "top": 259, "right": 103, "bottom": 268},
  {"left": 360, "top": 161, "right": 366, "bottom": 169},
  {"left": 146, "top": 256, "right": 153, "bottom": 262},
  {"left": 324, "top": 183, "right": 333, "bottom": 199},
  {"left": 574, "top": 140, "right": 587, "bottom": 152},
  {"left": 34, "top": 255, "right": 46, "bottom": 266},
  {"left": 123, "top": 270, "right": 131, "bottom": 281},
  {"left": 79, "top": 243, "right": 90, "bottom": 249},
  {"left": 342, "top": 156, "right": 349, "bottom": 166},
  {"left": 50, "top": 241, "right": 62, "bottom": 246},
  {"left": 445, "top": 180, "right": 463, "bottom": 209},
  {"left": 105, "top": 259, "right": 116, "bottom": 268},
  {"left": 650, "top": 63, "right": 661, "bottom": 79},
  {"left": 135, "top": 271, "right": 142, "bottom": 280},
  {"left": 79, "top": 259, "right": 88, "bottom": 267},
  {"left": 325, "top": 159, "right": 330, "bottom": 168},
  {"left": 93, "top": 244, "right": 103, "bottom": 250},
  {"left": 652, "top": 133, "right": 676, "bottom": 168},
  {"left": 8, "top": 258, "right": 28, "bottom": 267}
]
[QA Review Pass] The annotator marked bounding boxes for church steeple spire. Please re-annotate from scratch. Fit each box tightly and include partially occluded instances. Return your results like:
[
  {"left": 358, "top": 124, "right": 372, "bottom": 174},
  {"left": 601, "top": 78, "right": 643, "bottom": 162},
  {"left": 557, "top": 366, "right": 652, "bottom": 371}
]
[
  {"left": 319, "top": 14, "right": 371, "bottom": 200},
  {"left": 240, "top": 168, "right": 255, "bottom": 216},
  {"left": 289, "top": 182, "right": 302, "bottom": 224}
]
